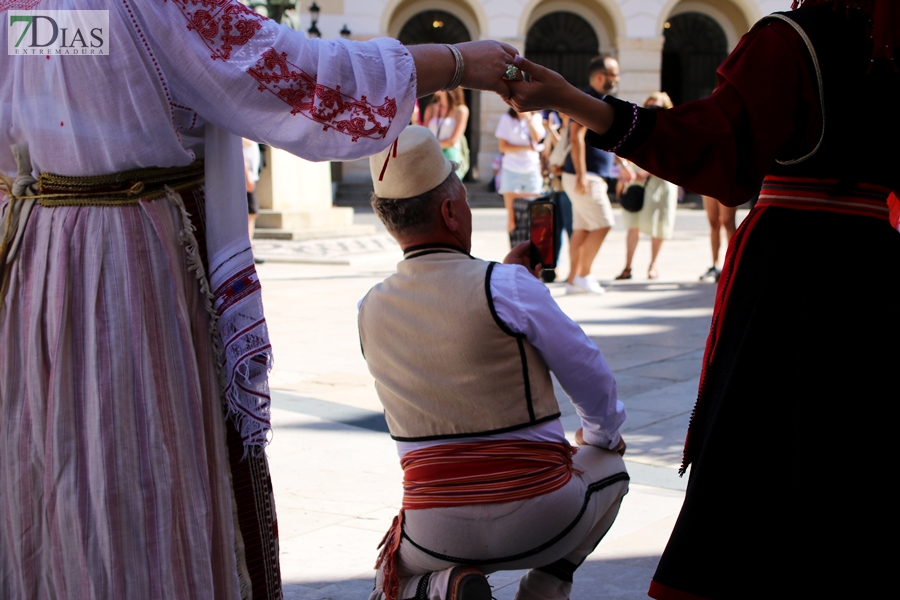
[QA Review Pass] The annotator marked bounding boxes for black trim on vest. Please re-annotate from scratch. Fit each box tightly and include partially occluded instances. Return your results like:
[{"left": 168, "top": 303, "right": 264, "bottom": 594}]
[
  {"left": 389, "top": 412, "right": 561, "bottom": 442},
  {"left": 485, "top": 262, "right": 518, "bottom": 336},
  {"left": 485, "top": 261, "right": 536, "bottom": 422},
  {"left": 403, "top": 243, "right": 472, "bottom": 259},
  {"left": 414, "top": 572, "right": 431, "bottom": 600},
  {"left": 517, "top": 337, "right": 537, "bottom": 421},
  {"left": 401, "top": 471, "right": 630, "bottom": 565}
]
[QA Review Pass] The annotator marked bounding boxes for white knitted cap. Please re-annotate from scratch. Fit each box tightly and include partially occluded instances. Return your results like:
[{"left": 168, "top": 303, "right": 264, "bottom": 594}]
[{"left": 370, "top": 126, "right": 453, "bottom": 199}]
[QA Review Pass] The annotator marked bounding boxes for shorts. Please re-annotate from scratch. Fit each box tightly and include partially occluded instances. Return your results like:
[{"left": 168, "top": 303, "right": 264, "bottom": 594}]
[
  {"left": 562, "top": 172, "right": 614, "bottom": 231},
  {"left": 499, "top": 167, "right": 542, "bottom": 195}
]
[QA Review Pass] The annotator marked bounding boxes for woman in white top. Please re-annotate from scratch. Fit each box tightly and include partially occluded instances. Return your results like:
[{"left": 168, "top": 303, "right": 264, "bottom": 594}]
[
  {"left": 495, "top": 109, "right": 546, "bottom": 233},
  {"left": 424, "top": 88, "right": 470, "bottom": 180}
]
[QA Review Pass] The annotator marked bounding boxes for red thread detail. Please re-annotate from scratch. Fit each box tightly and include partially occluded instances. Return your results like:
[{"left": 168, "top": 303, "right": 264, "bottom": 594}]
[
  {"left": 0, "top": 1, "right": 42, "bottom": 9},
  {"left": 170, "top": 0, "right": 263, "bottom": 61},
  {"left": 248, "top": 48, "right": 398, "bottom": 141},
  {"left": 172, "top": 103, "right": 200, "bottom": 130},
  {"left": 648, "top": 579, "right": 712, "bottom": 600},
  {"left": 60, "top": 121, "right": 63, "bottom": 126},
  {"left": 122, "top": 1, "right": 183, "bottom": 146},
  {"left": 378, "top": 138, "right": 399, "bottom": 181}
]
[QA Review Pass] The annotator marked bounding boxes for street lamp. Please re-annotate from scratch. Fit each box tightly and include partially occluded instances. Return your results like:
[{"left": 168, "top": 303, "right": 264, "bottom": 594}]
[
  {"left": 340, "top": 24, "right": 351, "bottom": 39},
  {"left": 307, "top": 2, "right": 321, "bottom": 38}
]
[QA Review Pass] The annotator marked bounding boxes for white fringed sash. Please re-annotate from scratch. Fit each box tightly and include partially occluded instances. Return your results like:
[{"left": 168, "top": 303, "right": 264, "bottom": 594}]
[{"left": 203, "top": 125, "right": 274, "bottom": 452}]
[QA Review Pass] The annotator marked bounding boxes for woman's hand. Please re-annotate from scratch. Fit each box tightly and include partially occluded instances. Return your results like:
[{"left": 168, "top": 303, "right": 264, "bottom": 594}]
[
  {"left": 506, "top": 56, "right": 615, "bottom": 137},
  {"left": 505, "top": 56, "right": 575, "bottom": 113},
  {"left": 456, "top": 41, "right": 520, "bottom": 99}
]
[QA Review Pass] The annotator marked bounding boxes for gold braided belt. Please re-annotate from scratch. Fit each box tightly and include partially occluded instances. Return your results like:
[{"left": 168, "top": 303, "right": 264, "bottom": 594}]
[
  {"left": 1, "top": 158, "right": 205, "bottom": 303},
  {"left": 30, "top": 160, "right": 205, "bottom": 207}
]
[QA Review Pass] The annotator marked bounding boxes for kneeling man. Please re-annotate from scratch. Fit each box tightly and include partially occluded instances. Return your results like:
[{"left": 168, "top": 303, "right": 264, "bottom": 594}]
[{"left": 361, "top": 127, "right": 628, "bottom": 600}]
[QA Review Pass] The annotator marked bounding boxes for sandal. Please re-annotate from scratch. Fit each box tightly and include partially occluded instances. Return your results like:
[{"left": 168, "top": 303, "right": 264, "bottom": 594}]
[
  {"left": 648, "top": 267, "right": 659, "bottom": 280},
  {"left": 615, "top": 267, "right": 632, "bottom": 280}
]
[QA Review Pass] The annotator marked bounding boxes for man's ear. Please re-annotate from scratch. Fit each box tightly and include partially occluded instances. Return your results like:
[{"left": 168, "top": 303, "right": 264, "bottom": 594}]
[{"left": 440, "top": 197, "right": 459, "bottom": 232}]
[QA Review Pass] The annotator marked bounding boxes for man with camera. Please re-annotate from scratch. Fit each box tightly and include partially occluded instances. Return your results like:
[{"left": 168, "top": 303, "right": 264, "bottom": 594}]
[{"left": 360, "top": 126, "right": 628, "bottom": 600}]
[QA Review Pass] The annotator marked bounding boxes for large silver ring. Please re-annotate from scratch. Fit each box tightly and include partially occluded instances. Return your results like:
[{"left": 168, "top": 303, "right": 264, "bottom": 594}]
[{"left": 503, "top": 64, "right": 520, "bottom": 80}]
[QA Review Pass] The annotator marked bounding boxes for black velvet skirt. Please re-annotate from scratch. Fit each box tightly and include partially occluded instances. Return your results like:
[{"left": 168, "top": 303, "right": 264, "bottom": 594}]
[{"left": 650, "top": 205, "right": 900, "bottom": 599}]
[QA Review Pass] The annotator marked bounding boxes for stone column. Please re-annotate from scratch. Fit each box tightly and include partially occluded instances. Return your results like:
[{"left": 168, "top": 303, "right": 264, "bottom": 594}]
[
  {"left": 254, "top": 147, "right": 358, "bottom": 239},
  {"left": 616, "top": 36, "right": 665, "bottom": 105}
]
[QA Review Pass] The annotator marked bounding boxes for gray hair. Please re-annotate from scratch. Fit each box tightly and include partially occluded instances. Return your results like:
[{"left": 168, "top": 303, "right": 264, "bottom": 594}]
[{"left": 370, "top": 173, "right": 458, "bottom": 237}]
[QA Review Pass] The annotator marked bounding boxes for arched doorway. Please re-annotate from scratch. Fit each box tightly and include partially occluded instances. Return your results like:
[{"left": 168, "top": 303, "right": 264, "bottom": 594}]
[
  {"left": 397, "top": 10, "right": 471, "bottom": 45},
  {"left": 661, "top": 12, "right": 727, "bottom": 105},
  {"left": 525, "top": 12, "right": 599, "bottom": 89},
  {"left": 398, "top": 11, "right": 481, "bottom": 180}
]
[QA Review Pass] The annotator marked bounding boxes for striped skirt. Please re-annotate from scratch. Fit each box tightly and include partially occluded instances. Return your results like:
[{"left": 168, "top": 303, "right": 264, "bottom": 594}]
[{"left": 1, "top": 182, "right": 248, "bottom": 598}]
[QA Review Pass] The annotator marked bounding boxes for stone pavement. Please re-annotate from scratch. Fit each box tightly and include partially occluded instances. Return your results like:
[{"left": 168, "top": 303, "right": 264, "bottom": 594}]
[{"left": 254, "top": 206, "right": 748, "bottom": 600}]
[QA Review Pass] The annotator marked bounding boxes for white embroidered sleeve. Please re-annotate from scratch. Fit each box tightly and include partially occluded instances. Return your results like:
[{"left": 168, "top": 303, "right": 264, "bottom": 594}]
[{"left": 135, "top": 0, "right": 416, "bottom": 161}]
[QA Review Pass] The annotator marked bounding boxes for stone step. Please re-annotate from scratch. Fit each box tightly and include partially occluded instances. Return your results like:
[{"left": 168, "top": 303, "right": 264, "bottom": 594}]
[
  {"left": 253, "top": 223, "right": 376, "bottom": 241},
  {"left": 255, "top": 206, "right": 356, "bottom": 231}
]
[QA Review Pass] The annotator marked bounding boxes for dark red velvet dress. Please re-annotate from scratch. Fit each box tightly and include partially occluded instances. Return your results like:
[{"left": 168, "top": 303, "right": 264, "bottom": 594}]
[{"left": 590, "top": 5, "right": 900, "bottom": 598}]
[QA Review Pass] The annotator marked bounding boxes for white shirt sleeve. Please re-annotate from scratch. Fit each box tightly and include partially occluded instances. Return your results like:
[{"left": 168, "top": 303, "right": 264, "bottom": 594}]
[
  {"left": 489, "top": 264, "right": 625, "bottom": 449},
  {"left": 135, "top": 1, "right": 416, "bottom": 162}
]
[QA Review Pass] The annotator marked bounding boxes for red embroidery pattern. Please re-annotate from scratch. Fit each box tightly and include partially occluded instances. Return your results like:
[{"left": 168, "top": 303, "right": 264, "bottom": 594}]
[
  {"left": 0, "top": 1, "right": 43, "bottom": 9},
  {"left": 170, "top": 0, "right": 262, "bottom": 60},
  {"left": 249, "top": 48, "right": 398, "bottom": 141}
]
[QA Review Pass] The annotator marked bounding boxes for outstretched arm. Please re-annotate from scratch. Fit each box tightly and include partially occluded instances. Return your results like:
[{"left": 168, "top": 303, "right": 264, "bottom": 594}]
[
  {"left": 505, "top": 56, "right": 615, "bottom": 138},
  {"left": 410, "top": 41, "right": 519, "bottom": 100},
  {"left": 505, "top": 20, "right": 819, "bottom": 206}
]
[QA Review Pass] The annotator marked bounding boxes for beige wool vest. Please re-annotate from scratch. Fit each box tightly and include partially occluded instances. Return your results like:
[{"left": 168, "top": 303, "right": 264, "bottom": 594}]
[{"left": 358, "top": 246, "right": 560, "bottom": 441}]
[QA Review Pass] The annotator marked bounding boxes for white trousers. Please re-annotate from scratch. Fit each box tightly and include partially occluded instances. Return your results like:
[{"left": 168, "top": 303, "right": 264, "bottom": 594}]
[{"left": 369, "top": 446, "right": 628, "bottom": 600}]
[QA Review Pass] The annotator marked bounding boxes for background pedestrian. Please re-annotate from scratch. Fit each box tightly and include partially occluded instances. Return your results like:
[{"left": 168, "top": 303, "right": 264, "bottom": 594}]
[
  {"left": 615, "top": 92, "right": 678, "bottom": 280},
  {"left": 495, "top": 108, "right": 546, "bottom": 239},
  {"left": 699, "top": 194, "right": 737, "bottom": 282},
  {"left": 424, "top": 89, "right": 470, "bottom": 180}
]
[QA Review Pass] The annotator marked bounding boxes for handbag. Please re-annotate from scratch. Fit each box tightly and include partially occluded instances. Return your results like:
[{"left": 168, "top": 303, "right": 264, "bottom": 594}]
[{"left": 620, "top": 183, "right": 645, "bottom": 213}]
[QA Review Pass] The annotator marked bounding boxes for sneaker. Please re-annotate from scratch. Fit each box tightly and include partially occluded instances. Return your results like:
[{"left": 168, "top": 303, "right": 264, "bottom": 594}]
[
  {"left": 446, "top": 567, "right": 492, "bottom": 600},
  {"left": 699, "top": 266, "right": 720, "bottom": 282},
  {"left": 541, "top": 269, "right": 557, "bottom": 283},
  {"left": 573, "top": 274, "right": 605, "bottom": 294}
]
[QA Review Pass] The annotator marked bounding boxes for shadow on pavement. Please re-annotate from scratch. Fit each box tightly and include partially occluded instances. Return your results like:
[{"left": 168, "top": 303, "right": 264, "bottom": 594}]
[{"left": 281, "top": 554, "right": 664, "bottom": 600}]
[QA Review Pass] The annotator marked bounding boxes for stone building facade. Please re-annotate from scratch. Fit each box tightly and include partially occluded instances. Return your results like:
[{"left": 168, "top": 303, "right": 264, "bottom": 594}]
[{"left": 289, "top": 0, "right": 790, "bottom": 181}]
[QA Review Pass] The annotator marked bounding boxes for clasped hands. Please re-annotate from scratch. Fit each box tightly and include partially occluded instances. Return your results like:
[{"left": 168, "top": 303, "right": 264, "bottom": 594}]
[{"left": 453, "top": 41, "right": 572, "bottom": 112}]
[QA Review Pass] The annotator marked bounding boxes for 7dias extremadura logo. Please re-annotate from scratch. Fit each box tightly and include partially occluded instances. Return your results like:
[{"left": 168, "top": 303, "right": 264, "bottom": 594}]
[{"left": 8, "top": 10, "right": 109, "bottom": 56}]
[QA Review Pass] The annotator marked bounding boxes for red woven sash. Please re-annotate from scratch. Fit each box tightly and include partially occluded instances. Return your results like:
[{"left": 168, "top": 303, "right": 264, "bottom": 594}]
[
  {"left": 376, "top": 441, "right": 578, "bottom": 600},
  {"left": 757, "top": 176, "right": 891, "bottom": 221}
]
